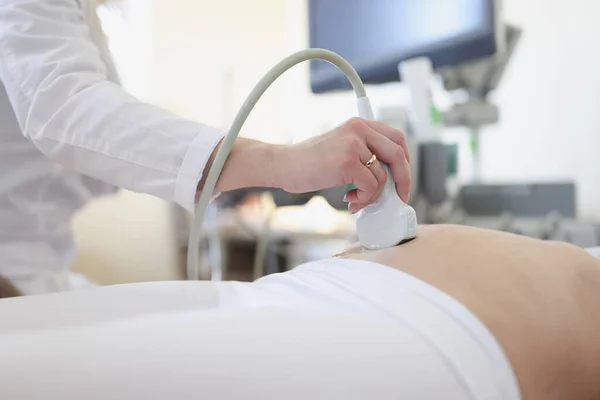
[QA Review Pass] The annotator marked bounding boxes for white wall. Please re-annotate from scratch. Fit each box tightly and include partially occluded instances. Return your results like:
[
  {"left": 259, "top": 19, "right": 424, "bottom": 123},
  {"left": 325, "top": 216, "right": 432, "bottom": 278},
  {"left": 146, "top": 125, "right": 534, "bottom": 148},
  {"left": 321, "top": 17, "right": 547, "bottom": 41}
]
[
  {"left": 151, "top": 0, "right": 290, "bottom": 143},
  {"left": 480, "top": 0, "right": 600, "bottom": 219}
]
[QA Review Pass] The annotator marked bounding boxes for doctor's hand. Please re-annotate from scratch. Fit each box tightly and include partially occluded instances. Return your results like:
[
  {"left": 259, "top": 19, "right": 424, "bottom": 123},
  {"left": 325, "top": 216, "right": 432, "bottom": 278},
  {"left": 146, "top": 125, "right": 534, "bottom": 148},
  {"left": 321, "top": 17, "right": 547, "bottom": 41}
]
[
  {"left": 212, "top": 118, "right": 410, "bottom": 213},
  {"left": 274, "top": 117, "right": 411, "bottom": 213}
]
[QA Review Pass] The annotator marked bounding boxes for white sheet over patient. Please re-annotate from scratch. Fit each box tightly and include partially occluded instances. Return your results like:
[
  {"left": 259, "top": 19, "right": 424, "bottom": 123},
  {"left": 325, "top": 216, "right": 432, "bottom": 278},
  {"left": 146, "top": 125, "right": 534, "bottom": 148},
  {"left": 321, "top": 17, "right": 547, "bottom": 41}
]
[
  {"left": 0, "top": 259, "right": 520, "bottom": 400},
  {"left": 587, "top": 246, "right": 600, "bottom": 260}
]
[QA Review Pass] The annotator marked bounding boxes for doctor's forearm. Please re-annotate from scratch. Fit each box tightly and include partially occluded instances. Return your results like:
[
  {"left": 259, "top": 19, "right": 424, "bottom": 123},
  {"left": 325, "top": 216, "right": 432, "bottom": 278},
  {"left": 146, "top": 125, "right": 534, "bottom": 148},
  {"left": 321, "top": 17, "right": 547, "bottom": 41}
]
[{"left": 205, "top": 138, "right": 285, "bottom": 194}]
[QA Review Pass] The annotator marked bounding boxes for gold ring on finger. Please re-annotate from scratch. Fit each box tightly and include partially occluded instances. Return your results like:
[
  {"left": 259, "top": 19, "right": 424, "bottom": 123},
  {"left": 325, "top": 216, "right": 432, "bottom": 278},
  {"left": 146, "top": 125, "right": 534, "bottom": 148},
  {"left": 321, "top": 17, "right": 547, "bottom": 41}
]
[{"left": 365, "top": 154, "right": 377, "bottom": 168}]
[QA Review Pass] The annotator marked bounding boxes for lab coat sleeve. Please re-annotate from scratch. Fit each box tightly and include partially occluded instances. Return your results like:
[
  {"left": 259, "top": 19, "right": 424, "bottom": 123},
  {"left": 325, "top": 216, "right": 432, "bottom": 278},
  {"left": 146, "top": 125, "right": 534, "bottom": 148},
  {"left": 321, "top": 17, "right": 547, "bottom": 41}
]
[{"left": 0, "top": 0, "right": 224, "bottom": 212}]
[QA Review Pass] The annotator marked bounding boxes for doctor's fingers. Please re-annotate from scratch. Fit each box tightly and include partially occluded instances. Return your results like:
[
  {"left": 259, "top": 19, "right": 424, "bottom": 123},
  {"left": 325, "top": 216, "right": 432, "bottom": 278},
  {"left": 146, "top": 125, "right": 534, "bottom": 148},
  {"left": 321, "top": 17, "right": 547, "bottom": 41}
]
[
  {"left": 361, "top": 126, "right": 411, "bottom": 203},
  {"left": 360, "top": 119, "right": 411, "bottom": 163},
  {"left": 345, "top": 159, "right": 387, "bottom": 210}
]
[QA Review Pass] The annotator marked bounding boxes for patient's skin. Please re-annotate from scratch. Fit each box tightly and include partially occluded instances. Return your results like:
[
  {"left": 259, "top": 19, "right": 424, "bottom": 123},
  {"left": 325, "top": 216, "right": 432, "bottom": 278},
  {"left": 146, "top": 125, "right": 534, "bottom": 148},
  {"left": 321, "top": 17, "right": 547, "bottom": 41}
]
[{"left": 339, "top": 224, "right": 600, "bottom": 400}]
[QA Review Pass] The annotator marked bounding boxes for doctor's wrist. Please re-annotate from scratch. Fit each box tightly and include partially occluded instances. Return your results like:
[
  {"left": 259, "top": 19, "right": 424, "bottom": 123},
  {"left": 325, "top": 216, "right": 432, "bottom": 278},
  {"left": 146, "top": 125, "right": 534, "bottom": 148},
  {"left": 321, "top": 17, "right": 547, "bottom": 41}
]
[{"left": 210, "top": 138, "right": 283, "bottom": 193}]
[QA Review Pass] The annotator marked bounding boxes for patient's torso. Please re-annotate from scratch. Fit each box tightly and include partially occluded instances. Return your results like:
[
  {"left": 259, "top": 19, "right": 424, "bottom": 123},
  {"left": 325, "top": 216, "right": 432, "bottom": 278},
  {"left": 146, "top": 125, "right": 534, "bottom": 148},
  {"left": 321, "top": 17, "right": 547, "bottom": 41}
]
[{"left": 343, "top": 224, "right": 600, "bottom": 400}]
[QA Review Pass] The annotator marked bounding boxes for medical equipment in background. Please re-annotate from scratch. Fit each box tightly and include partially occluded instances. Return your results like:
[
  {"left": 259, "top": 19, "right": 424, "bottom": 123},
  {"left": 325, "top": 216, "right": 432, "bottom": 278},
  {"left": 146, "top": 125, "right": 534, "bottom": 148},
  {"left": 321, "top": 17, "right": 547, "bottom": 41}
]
[
  {"left": 397, "top": 57, "right": 450, "bottom": 222},
  {"left": 455, "top": 182, "right": 577, "bottom": 220},
  {"left": 187, "top": 49, "right": 417, "bottom": 280},
  {"left": 440, "top": 24, "right": 522, "bottom": 181},
  {"left": 386, "top": 24, "right": 521, "bottom": 223},
  {"left": 308, "top": 0, "right": 503, "bottom": 220},
  {"left": 308, "top": 0, "right": 502, "bottom": 94},
  {"left": 432, "top": 182, "right": 600, "bottom": 248}
]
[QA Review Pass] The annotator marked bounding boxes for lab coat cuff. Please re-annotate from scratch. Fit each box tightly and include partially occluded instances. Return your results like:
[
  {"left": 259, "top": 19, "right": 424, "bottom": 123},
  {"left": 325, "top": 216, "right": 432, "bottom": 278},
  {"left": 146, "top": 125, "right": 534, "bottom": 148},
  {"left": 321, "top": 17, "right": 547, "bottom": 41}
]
[{"left": 175, "top": 126, "right": 225, "bottom": 212}]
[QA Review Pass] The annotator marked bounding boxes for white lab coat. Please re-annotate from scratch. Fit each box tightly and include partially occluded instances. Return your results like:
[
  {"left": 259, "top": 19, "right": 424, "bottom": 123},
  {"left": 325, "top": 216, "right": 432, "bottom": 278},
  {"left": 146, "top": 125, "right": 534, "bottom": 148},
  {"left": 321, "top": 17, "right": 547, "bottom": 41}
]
[{"left": 0, "top": 0, "right": 224, "bottom": 294}]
